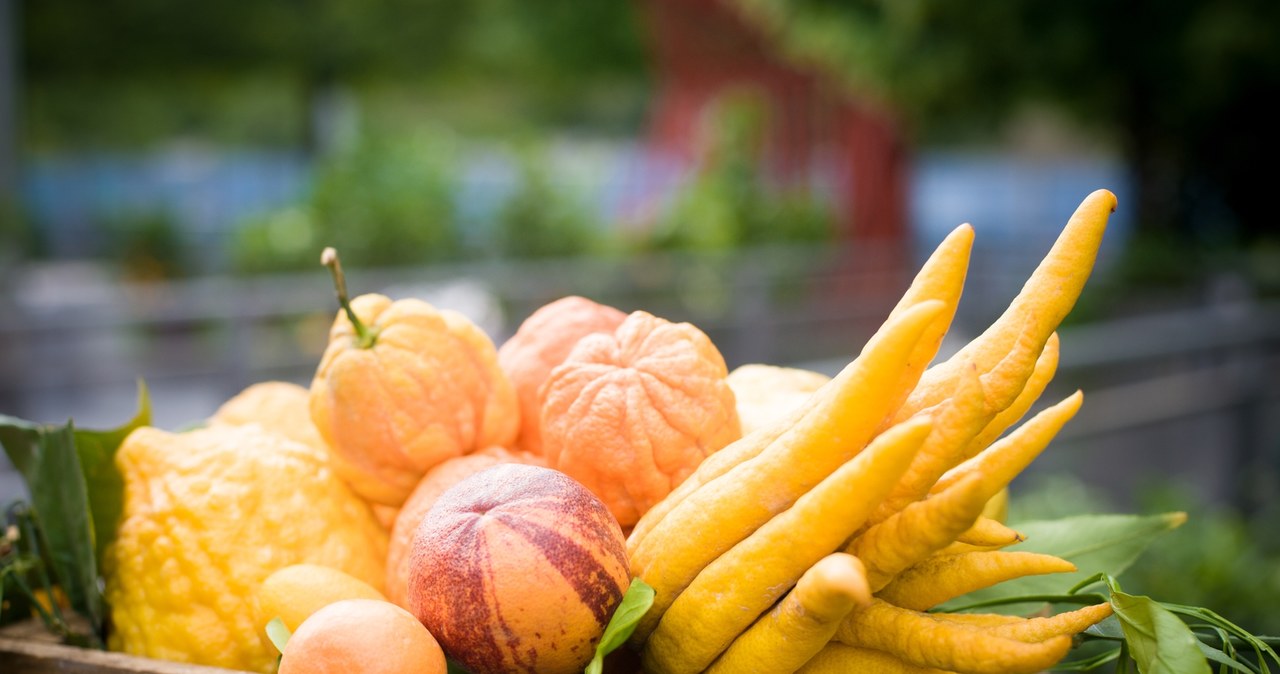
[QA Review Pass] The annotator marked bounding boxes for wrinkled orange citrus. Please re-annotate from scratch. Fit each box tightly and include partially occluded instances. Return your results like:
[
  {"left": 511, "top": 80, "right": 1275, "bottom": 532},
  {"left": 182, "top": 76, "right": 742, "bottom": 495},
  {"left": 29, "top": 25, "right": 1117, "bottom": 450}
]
[
  {"left": 310, "top": 293, "right": 520, "bottom": 507},
  {"left": 540, "top": 310, "right": 741, "bottom": 526},
  {"left": 498, "top": 295, "right": 626, "bottom": 455}
]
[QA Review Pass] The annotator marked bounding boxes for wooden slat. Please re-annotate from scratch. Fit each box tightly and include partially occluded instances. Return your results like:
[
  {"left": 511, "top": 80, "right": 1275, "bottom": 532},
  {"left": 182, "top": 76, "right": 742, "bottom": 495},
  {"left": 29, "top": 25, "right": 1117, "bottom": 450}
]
[{"left": 0, "top": 632, "right": 253, "bottom": 674}]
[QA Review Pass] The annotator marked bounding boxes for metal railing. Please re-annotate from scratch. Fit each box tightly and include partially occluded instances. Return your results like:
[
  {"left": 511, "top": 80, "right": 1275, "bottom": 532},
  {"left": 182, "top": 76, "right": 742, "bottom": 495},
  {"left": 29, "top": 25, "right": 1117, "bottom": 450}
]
[{"left": 2, "top": 248, "right": 1277, "bottom": 513}]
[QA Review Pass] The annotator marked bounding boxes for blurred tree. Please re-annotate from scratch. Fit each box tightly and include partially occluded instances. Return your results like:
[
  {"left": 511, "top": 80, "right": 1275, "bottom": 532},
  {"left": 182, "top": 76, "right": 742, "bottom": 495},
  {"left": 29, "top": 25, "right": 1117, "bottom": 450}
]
[
  {"left": 21, "top": 0, "right": 646, "bottom": 148},
  {"left": 231, "top": 129, "right": 462, "bottom": 273},
  {"left": 646, "top": 91, "right": 833, "bottom": 251},
  {"left": 493, "top": 145, "right": 602, "bottom": 259},
  {"left": 730, "top": 0, "right": 1280, "bottom": 242}
]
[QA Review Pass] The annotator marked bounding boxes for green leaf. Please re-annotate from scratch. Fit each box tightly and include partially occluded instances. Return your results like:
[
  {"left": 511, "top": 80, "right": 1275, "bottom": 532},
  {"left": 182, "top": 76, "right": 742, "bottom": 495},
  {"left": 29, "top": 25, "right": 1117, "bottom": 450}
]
[
  {"left": 0, "top": 419, "right": 102, "bottom": 643},
  {"left": 73, "top": 381, "right": 151, "bottom": 565},
  {"left": 1111, "top": 589, "right": 1212, "bottom": 674},
  {"left": 1198, "top": 639, "right": 1260, "bottom": 674},
  {"left": 584, "top": 578, "right": 655, "bottom": 674},
  {"left": 944, "top": 512, "right": 1186, "bottom": 609},
  {"left": 1088, "top": 615, "right": 1130, "bottom": 640},
  {"left": 0, "top": 384, "right": 150, "bottom": 646},
  {"left": 265, "top": 617, "right": 292, "bottom": 655}
]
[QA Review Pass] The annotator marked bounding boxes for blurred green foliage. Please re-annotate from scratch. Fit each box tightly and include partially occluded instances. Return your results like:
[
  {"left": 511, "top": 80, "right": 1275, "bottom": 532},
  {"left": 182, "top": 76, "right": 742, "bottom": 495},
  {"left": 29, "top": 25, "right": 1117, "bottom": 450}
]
[
  {"left": 1010, "top": 474, "right": 1280, "bottom": 636},
  {"left": 727, "top": 0, "right": 1280, "bottom": 247},
  {"left": 230, "top": 127, "right": 837, "bottom": 272},
  {"left": 492, "top": 147, "right": 603, "bottom": 260},
  {"left": 0, "top": 198, "right": 37, "bottom": 263},
  {"left": 21, "top": 0, "right": 648, "bottom": 149},
  {"left": 646, "top": 93, "right": 835, "bottom": 252},
  {"left": 232, "top": 130, "right": 461, "bottom": 272},
  {"left": 103, "top": 211, "right": 189, "bottom": 281}
]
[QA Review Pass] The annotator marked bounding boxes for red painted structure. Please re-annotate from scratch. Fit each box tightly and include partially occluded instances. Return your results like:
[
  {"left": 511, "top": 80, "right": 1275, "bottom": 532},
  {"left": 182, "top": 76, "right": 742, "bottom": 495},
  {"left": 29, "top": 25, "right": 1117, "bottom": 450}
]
[{"left": 635, "top": 0, "right": 910, "bottom": 248}]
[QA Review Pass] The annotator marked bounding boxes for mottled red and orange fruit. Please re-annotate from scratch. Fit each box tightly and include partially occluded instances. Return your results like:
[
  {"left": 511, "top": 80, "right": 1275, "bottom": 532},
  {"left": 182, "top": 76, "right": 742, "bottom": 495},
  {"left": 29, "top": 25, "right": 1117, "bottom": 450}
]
[{"left": 406, "top": 464, "right": 629, "bottom": 674}]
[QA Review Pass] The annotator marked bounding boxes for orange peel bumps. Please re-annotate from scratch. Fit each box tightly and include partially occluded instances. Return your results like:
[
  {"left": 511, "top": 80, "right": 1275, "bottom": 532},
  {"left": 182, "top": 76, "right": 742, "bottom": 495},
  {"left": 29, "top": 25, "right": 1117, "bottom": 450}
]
[
  {"left": 309, "top": 248, "right": 519, "bottom": 507},
  {"left": 497, "top": 295, "right": 627, "bottom": 456},
  {"left": 539, "top": 310, "right": 741, "bottom": 527}
]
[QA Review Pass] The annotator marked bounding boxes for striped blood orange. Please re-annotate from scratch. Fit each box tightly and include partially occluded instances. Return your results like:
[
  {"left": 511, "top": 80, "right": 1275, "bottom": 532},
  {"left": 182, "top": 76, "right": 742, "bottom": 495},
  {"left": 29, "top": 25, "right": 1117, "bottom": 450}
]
[{"left": 406, "top": 463, "right": 629, "bottom": 674}]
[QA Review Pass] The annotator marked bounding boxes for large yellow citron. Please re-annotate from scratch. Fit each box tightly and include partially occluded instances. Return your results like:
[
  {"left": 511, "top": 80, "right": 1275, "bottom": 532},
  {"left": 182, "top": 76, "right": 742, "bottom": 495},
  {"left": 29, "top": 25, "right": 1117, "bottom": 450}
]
[{"left": 104, "top": 424, "right": 388, "bottom": 673}]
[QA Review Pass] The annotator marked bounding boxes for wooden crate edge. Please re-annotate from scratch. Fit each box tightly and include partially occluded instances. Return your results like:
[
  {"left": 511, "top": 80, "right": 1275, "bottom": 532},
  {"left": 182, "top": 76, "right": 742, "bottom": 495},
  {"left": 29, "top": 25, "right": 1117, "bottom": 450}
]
[{"left": 0, "top": 634, "right": 256, "bottom": 674}]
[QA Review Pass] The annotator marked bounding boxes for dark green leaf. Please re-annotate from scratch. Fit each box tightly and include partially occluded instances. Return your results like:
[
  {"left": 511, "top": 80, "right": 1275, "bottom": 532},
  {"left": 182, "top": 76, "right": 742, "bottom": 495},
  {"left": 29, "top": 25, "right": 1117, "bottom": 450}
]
[
  {"left": 265, "top": 617, "right": 291, "bottom": 655},
  {"left": 31, "top": 423, "right": 103, "bottom": 641},
  {"left": 584, "top": 578, "right": 655, "bottom": 674},
  {"left": 1, "top": 421, "right": 104, "bottom": 644},
  {"left": 73, "top": 381, "right": 151, "bottom": 565},
  {"left": 1198, "top": 638, "right": 1260, "bottom": 674},
  {"left": 1056, "top": 645, "right": 1124, "bottom": 671},
  {"left": 1088, "top": 615, "right": 1129, "bottom": 640},
  {"left": 0, "top": 385, "right": 149, "bottom": 647},
  {"left": 945, "top": 513, "right": 1186, "bottom": 610},
  {"left": 1111, "top": 589, "right": 1212, "bottom": 674},
  {"left": 0, "top": 416, "right": 43, "bottom": 478}
]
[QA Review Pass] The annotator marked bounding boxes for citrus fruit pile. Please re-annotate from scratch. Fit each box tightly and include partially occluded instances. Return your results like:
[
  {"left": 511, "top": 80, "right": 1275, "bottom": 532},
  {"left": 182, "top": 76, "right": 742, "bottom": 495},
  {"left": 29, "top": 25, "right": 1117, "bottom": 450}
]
[{"left": 101, "top": 189, "right": 1120, "bottom": 673}]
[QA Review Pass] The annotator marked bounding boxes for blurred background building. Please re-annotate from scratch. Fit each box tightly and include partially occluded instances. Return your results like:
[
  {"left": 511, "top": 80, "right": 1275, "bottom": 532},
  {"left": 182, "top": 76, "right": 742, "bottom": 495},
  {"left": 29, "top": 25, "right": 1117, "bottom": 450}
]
[{"left": 1, "top": 0, "right": 1279, "bottom": 630}]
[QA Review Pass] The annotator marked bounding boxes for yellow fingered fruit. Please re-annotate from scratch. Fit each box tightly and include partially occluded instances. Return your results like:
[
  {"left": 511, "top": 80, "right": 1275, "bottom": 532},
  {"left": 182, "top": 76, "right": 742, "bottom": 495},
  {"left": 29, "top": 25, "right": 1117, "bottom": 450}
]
[
  {"left": 897, "top": 189, "right": 1114, "bottom": 420},
  {"left": 628, "top": 300, "right": 947, "bottom": 642},
  {"left": 628, "top": 190, "right": 1119, "bottom": 672},
  {"left": 799, "top": 643, "right": 955, "bottom": 674},
  {"left": 931, "top": 391, "right": 1084, "bottom": 497},
  {"left": 848, "top": 473, "right": 991, "bottom": 591},
  {"left": 870, "top": 365, "right": 988, "bottom": 524},
  {"left": 628, "top": 218, "right": 974, "bottom": 554},
  {"left": 963, "top": 332, "right": 1061, "bottom": 457},
  {"left": 834, "top": 600, "right": 1074, "bottom": 674},
  {"left": 988, "top": 603, "right": 1115, "bottom": 642},
  {"left": 643, "top": 417, "right": 931, "bottom": 673},
  {"left": 878, "top": 223, "right": 976, "bottom": 413},
  {"left": 876, "top": 551, "right": 1076, "bottom": 611},
  {"left": 706, "top": 554, "right": 872, "bottom": 674},
  {"left": 953, "top": 516, "right": 1025, "bottom": 548}
]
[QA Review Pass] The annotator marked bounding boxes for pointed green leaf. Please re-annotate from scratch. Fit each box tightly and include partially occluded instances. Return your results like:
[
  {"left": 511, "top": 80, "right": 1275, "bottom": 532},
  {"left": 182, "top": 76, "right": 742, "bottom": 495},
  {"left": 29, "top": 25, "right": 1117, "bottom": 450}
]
[
  {"left": 1, "top": 419, "right": 104, "bottom": 642},
  {"left": 73, "top": 381, "right": 151, "bottom": 565},
  {"left": 0, "top": 415, "right": 43, "bottom": 478},
  {"left": 1198, "top": 639, "right": 1261, "bottom": 674},
  {"left": 0, "top": 384, "right": 149, "bottom": 646},
  {"left": 584, "top": 578, "right": 654, "bottom": 674},
  {"left": 1088, "top": 615, "right": 1129, "bottom": 640},
  {"left": 944, "top": 512, "right": 1186, "bottom": 609},
  {"left": 265, "top": 617, "right": 292, "bottom": 655},
  {"left": 1112, "top": 590, "right": 1212, "bottom": 674}
]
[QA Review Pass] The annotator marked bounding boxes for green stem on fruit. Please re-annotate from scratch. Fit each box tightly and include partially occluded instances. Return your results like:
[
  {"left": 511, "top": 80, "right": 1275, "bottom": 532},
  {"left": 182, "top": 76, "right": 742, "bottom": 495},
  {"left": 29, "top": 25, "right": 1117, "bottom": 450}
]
[{"left": 321, "top": 247, "right": 379, "bottom": 349}]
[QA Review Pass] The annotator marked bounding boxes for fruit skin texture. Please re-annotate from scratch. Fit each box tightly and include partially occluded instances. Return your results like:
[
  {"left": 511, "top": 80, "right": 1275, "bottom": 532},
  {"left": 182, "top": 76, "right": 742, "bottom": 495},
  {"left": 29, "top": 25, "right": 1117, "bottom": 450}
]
[
  {"left": 407, "top": 463, "right": 630, "bottom": 674},
  {"left": 309, "top": 293, "right": 520, "bottom": 507},
  {"left": 540, "top": 309, "right": 741, "bottom": 527},
  {"left": 497, "top": 295, "right": 627, "bottom": 455},
  {"left": 278, "top": 599, "right": 447, "bottom": 674},
  {"left": 104, "top": 425, "right": 388, "bottom": 673},
  {"left": 385, "top": 446, "right": 544, "bottom": 609},
  {"left": 209, "top": 381, "right": 328, "bottom": 453},
  {"left": 256, "top": 563, "right": 386, "bottom": 633},
  {"left": 726, "top": 363, "right": 830, "bottom": 437}
]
